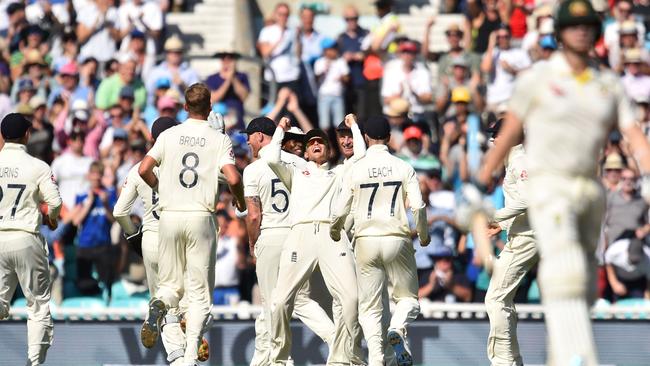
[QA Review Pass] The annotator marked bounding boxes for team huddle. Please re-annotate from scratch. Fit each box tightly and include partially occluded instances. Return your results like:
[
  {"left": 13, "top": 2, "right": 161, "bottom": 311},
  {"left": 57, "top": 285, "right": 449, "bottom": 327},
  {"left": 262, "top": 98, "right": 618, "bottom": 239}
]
[{"left": 2, "top": 0, "right": 650, "bottom": 365}]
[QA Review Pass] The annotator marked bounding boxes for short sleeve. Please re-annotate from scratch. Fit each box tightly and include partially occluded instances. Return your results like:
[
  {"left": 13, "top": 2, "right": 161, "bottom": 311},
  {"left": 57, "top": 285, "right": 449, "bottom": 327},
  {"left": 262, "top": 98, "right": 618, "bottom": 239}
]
[
  {"left": 258, "top": 26, "right": 273, "bottom": 43},
  {"left": 508, "top": 68, "right": 538, "bottom": 122},
  {"left": 380, "top": 68, "right": 400, "bottom": 97},
  {"left": 243, "top": 166, "right": 259, "bottom": 197},
  {"left": 313, "top": 58, "right": 326, "bottom": 76},
  {"left": 147, "top": 131, "right": 165, "bottom": 163},
  {"left": 338, "top": 59, "right": 350, "bottom": 75},
  {"left": 218, "top": 135, "right": 236, "bottom": 169},
  {"left": 75, "top": 193, "right": 87, "bottom": 206},
  {"left": 78, "top": 7, "right": 96, "bottom": 27},
  {"left": 412, "top": 68, "right": 432, "bottom": 94}
]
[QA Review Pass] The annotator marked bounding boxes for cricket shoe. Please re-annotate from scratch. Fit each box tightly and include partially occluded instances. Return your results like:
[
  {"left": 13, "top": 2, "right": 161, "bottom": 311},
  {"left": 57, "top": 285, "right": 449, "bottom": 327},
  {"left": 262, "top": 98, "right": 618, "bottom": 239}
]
[
  {"left": 141, "top": 298, "right": 167, "bottom": 348},
  {"left": 387, "top": 329, "right": 413, "bottom": 366},
  {"left": 180, "top": 317, "right": 210, "bottom": 362}
]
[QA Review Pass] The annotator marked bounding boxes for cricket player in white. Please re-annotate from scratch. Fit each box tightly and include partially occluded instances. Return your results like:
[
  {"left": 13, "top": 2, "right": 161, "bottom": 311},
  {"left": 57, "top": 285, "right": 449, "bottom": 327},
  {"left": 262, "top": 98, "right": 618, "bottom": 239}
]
[
  {"left": 138, "top": 83, "right": 246, "bottom": 366},
  {"left": 330, "top": 116, "right": 430, "bottom": 366},
  {"left": 0, "top": 113, "right": 62, "bottom": 366},
  {"left": 483, "top": 121, "right": 538, "bottom": 366},
  {"left": 477, "top": 1, "right": 650, "bottom": 364},
  {"left": 244, "top": 117, "right": 335, "bottom": 366},
  {"left": 114, "top": 117, "right": 210, "bottom": 365},
  {"left": 261, "top": 117, "right": 365, "bottom": 365}
]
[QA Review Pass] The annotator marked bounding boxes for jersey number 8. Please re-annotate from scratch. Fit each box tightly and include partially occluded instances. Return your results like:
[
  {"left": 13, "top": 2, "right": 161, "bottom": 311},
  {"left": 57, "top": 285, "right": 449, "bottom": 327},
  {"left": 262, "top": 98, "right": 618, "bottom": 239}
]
[{"left": 179, "top": 152, "right": 199, "bottom": 189}]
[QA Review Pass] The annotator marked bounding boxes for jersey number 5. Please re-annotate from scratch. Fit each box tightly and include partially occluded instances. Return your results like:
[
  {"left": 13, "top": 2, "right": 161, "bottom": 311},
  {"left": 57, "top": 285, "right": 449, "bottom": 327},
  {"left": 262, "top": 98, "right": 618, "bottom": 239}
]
[
  {"left": 270, "top": 178, "right": 289, "bottom": 213},
  {"left": 0, "top": 184, "right": 26, "bottom": 220},
  {"left": 179, "top": 152, "right": 199, "bottom": 189},
  {"left": 359, "top": 181, "right": 401, "bottom": 219}
]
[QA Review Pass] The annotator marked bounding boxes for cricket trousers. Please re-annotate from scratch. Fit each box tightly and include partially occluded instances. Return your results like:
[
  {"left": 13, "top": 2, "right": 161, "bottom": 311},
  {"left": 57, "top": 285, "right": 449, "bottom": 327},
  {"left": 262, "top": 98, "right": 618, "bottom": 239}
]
[
  {"left": 0, "top": 231, "right": 53, "bottom": 366},
  {"left": 270, "top": 222, "right": 364, "bottom": 366},
  {"left": 485, "top": 234, "right": 538, "bottom": 366},
  {"left": 156, "top": 212, "right": 217, "bottom": 365},
  {"left": 355, "top": 236, "right": 420, "bottom": 366},
  {"left": 141, "top": 230, "right": 187, "bottom": 365},
  {"left": 527, "top": 175, "right": 604, "bottom": 366},
  {"left": 251, "top": 228, "right": 335, "bottom": 366}
]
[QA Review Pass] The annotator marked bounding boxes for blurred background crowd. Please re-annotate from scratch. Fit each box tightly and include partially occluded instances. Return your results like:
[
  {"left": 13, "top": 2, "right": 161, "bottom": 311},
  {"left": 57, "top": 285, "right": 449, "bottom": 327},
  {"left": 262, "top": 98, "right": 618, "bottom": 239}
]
[{"left": 1, "top": 0, "right": 649, "bottom": 310}]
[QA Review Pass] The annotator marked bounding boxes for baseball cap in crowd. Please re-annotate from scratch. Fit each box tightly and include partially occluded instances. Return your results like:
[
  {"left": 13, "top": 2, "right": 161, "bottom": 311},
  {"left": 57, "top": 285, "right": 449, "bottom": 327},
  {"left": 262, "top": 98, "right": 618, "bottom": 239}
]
[
  {"left": 157, "top": 96, "right": 177, "bottom": 110},
  {"left": 364, "top": 116, "right": 391, "bottom": 140},
  {"left": 603, "top": 153, "right": 625, "bottom": 170},
  {"left": 214, "top": 49, "right": 241, "bottom": 59},
  {"left": 623, "top": 48, "right": 643, "bottom": 64},
  {"left": 73, "top": 109, "right": 89, "bottom": 122},
  {"left": 130, "top": 29, "right": 146, "bottom": 39},
  {"left": 156, "top": 77, "right": 171, "bottom": 89},
  {"left": 385, "top": 98, "right": 410, "bottom": 118},
  {"left": 113, "top": 128, "right": 128, "bottom": 140},
  {"left": 244, "top": 116, "right": 276, "bottom": 136},
  {"left": 539, "top": 35, "right": 557, "bottom": 50},
  {"left": 15, "top": 103, "right": 33, "bottom": 116},
  {"left": 29, "top": 95, "right": 46, "bottom": 110},
  {"left": 320, "top": 37, "right": 337, "bottom": 50},
  {"left": 398, "top": 40, "right": 418, "bottom": 53},
  {"left": 164, "top": 35, "right": 184, "bottom": 52},
  {"left": 59, "top": 62, "right": 79, "bottom": 76},
  {"left": 151, "top": 117, "right": 179, "bottom": 140},
  {"left": 17, "top": 79, "right": 35, "bottom": 92},
  {"left": 619, "top": 20, "right": 637, "bottom": 36},
  {"left": 445, "top": 24, "right": 463, "bottom": 36},
  {"left": 1, "top": 113, "right": 31, "bottom": 140},
  {"left": 305, "top": 129, "right": 329, "bottom": 146},
  {"left": 402, "top": 125, "right": 423, "bottom": 141},
  {"left": 120, "top": 86, "right": 135, "bottom": 100},
  {"left": 451, "top": 56, "right": 468, "bottom": 68},
  {"left": 451, "top": 87, "right": 471, "bottom": 103}
]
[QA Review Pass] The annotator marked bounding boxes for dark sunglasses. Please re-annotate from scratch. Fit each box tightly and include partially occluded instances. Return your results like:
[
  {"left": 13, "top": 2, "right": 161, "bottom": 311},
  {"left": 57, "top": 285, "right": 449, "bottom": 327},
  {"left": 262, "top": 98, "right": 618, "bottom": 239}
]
[{"left": 345, "top": 17, "right": 359, "bottom": 21}]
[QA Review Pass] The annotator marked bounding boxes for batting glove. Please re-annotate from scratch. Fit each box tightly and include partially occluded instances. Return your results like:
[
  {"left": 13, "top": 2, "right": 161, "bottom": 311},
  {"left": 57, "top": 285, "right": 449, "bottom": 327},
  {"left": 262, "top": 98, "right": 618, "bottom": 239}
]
[
  {"left": 125, "top": 226, "right": 143, "bottom": 257},
  {"left": 234, "top": 206, "right": 248, "bottom": 218},
  {"left": 455, "top": 183, "right": 495, "bottom": 232},
  {"left": 641, "top": 174, "right": 650, "bottom": 204}
]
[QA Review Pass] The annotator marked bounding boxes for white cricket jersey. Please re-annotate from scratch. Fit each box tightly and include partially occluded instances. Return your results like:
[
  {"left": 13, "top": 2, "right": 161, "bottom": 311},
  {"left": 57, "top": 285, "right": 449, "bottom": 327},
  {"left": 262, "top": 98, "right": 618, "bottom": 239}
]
[
  {"left": 243, "top": 148, "right": 306, "bottom": 230},
  {"left": 259, "top": 125, "right": 366, "bottom": 226},
  {"left": 113, "top": 162, "right": 160, "bottom": 234},
  {"left": 493, "top": 144, "right": 533, "bottom": 237},
  {"left": 146, "top": 118, "right": 235, "bottom": 213},
  {"left": 331, "top": 144, "right": 429, "bottom": 240},
  {"left": 509, "top": 53, "right": 636, "bottom": 179},
  {"left": 0, "top": 143, "right": 62, "bottom": 234}
]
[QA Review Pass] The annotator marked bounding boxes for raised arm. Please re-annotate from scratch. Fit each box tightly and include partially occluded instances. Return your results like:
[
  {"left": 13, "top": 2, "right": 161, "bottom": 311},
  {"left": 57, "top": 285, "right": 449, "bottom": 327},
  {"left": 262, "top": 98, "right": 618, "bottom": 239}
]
[{"left": 259, "top": 117, "right": 294, "bottom": 189}]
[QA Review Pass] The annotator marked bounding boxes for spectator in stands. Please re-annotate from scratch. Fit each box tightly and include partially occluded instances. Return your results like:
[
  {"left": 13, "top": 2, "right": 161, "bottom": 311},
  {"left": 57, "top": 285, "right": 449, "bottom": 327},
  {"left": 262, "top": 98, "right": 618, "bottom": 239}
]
[
  {"left": 297, "top": 6, "right": 323, "bottom": 108},
  {"left": 360, "top": 0, "right": 399, "bottom": 119},
  {"left": 52, "top": 32, "right": 79, "bottom": 73},
  {"left": 605, "top": 168, "right": 650, "bottom": 246},
  {"left": 95, "top": 54, "right": 146, "bottom": 110},
  {"left": 435, "top": 56, "right": 483, "bottom": 117},
  {"left": 314, "top": 38, "right": 349, "bottom": 130},
  {"left": 213, "top": 210, "right": 242, "bottom": 305},
  {"left": 398, "top": 125, "right": 440, "bottom": 172},
  {"left": 604, "top": 0, "right": 646, "bottom": 55},
  {"left": 537, "top": 35, "right": 557, "bottom": 61},
  {"left": 79, "top": 56, "right": 100, "bottom": 90},
  {"left": 257, "top": 2, "right": 300, "bottom": 93},
  {"left": 608, "top": 20, "right": 645, "bottom": 73},
  {"left": 121, "top": 30, "right": 155, "bottom": 80},
  {"left": 430, "top": 22, "right": 481, "bottom": 86},
  {"left": 382, "top": 40, "right": 432, "bottom": 123},
  {"left": 48, "top": 62, "right": 93, "bottom": 108},
  {"left": 605, "top": 235, "right": 650, "bottom": 300},
  {"left": 13, "top": 77, "right": 37, "bottom": 106},
  {"left": 602, "top": 152, "right": 626, "bottom": 192},
  {"left": 10, "top": 24, "right": 49, "bottom": 81},
  {"left": 26, "top": 95, "right": 54, "bottom": 163},
  {"left": 419, "top": 254, "right": 472, "bottom": 302},
  {"left": 76, "top": 0, "right": 120, "bottom": 63},
  {"left": 337, "top": 5, "right": 367, "bottom": 116},
  {"left": 11, "top": 50, "right": 50, "bottom": 103},
  {"left": 205, "top": 50, "right": 250, "bottom": 129},
  {"left": 117, "top": 0, "right": 163, "bottom": 55},
  {"left": 146, "top": 35, "right": 199, "bottom": 97},
  {"left": 2, "top": 3, "right": 27, "bottom": 53},
  {"left": 71, "top": 161, "right": 118, "bottom": 297},
  {"left": 481, "top": 25, "right": 531, "bottom": 111},
  {"left": 621, "top": 48, "right": 650, "bottom": 102},
  {"left": 51, "top": 129, "right": 93, "bottom": 210},
  {"left": 464, "top": 0, "right": 502, "bottom": 54},
  {"left": 520, "top": 4, "right": 553, "bottom": 59},
  {"left": 632, "top": 0, "right": 650, "bottom": 31}
]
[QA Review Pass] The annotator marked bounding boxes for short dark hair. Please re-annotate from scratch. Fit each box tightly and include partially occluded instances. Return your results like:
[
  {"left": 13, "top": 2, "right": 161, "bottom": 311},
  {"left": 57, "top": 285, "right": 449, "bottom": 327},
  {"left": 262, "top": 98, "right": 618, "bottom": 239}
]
[
  {"left": 184, "top": 83, "right": 211, "bottom": 116},
  {"left": 89, "top": 161, "right": 104, "bottom": 174}
]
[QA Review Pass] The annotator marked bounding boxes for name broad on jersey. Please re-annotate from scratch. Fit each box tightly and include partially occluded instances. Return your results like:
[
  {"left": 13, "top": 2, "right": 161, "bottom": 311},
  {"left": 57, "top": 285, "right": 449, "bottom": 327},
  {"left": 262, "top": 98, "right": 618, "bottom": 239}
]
[
  {"left": 368, "top": 166, "right": 393, "bottom": 178},
  {"left": 179, "top": 135, "right": 206, "bottom": 147}
]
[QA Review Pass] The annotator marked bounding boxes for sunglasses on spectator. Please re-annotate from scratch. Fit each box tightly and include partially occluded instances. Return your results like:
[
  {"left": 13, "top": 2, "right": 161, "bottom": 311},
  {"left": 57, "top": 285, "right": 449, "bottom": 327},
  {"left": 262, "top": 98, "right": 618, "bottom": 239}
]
[
  {"left": 622, "top": 176, "right": 637, "bottom": 181},
  {"left": 345, "top": 17, "right": 358, "bottom": 21},
  {"left": 277, "top": 11, "right": 289, "bottom": 16},
  {"left": 497, "top": 34, "right": 510, "bottom": 39}
]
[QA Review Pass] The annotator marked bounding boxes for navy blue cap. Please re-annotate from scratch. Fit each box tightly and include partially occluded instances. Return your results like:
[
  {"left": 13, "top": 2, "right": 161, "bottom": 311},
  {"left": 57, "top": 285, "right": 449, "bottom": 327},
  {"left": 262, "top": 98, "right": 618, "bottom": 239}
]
[
  {"left": 244, "top": 117, "right": 276, "bottom": 136},
  {"left": 151, "top": 117, "right": 179, "bottom": 141}
]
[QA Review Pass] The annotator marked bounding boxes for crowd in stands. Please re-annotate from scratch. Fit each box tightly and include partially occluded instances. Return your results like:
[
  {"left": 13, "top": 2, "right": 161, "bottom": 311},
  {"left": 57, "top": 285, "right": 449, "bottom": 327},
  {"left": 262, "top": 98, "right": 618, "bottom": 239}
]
[{"left": 2, "top": 0, "right": 649, "bottom": 309}]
